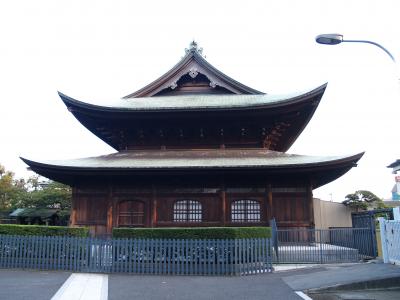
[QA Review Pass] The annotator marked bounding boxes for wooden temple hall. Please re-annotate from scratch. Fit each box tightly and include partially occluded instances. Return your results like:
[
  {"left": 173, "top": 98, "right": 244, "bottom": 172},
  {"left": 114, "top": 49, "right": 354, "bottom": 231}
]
[{"left": 22, "top": 42, "right": 363, "bottom": 236}]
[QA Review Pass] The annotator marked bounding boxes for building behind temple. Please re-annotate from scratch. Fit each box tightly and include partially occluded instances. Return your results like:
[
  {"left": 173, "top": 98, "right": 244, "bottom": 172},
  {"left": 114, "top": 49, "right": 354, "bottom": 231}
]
[
  {"left": 22, "top": 42, "right": 363, "bottom": 236},
  {"left": 388, "top": 160, "right": 400, "bottom": 200}
]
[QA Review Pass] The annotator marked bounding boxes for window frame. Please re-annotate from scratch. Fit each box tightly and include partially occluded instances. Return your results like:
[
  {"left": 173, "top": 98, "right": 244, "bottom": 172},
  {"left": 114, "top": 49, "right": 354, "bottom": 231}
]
[
  {"left": 231, "top": 199, "right": 261, "bottom": 223},
  {"left": 173, "top": 199, "right": 202, "bottom": 223}
]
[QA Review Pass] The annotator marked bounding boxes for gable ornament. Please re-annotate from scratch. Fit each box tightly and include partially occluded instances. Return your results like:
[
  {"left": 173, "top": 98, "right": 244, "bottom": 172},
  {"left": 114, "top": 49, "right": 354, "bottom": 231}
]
[{"left": 188, "top": 67, "right": 199, "bottom": 78}]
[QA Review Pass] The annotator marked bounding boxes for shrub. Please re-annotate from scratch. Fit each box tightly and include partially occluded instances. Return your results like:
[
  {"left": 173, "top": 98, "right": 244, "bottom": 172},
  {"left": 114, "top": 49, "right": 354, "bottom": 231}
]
[
  {"left": 113, "top": 227, "right": 271, "bottom": 240},
  {"left": 0, "top": 224, "right": 89, "bottom": 237}
]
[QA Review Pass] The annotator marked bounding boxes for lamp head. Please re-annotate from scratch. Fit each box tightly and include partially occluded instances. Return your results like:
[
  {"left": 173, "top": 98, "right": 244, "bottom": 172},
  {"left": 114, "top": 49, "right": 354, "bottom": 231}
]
[{"left": 315, "top": 34, "right": 343, "bottom": 45}]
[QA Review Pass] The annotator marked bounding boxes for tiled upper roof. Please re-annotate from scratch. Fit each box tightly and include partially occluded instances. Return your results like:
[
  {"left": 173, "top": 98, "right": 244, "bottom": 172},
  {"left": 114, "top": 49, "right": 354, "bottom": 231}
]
[{"left": 58, "top": 83, "right": 327, "bottom": 112}]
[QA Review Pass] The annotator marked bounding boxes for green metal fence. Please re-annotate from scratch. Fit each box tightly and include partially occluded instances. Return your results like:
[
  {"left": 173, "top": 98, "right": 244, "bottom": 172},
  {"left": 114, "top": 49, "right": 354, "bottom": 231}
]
[{"left": 0, "top": 235, "right": 272, "bottom": 276}]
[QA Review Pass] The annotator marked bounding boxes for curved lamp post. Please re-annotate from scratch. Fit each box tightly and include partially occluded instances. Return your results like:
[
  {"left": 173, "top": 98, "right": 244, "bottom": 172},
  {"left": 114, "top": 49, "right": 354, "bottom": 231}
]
[{"left": 315, "top": 34, "right": 395, "bottom": 62}]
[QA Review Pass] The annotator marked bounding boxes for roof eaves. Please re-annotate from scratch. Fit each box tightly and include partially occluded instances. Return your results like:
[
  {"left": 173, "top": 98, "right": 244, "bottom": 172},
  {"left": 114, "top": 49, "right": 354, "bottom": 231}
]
[
  {"left": 387, "top": 159, "right": 400, "bottom": 168},
  {"left": 20, "top": 151, "right": 364, "bottom": 172},
  {"left": 57, "top": 83, "right": 327, "bottom": 114}
]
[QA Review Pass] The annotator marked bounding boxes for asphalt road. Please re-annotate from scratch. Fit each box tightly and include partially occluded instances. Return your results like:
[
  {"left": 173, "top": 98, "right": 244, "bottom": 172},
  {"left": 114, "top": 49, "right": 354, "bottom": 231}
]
[
  {"left": 0, "top": 269, "right": 71, "bottom": 300},
  {"left": 0, "top": 268, "right": 315, "bottom": 300},
  {"left": 1, "top": 263, "right": 399, "bottom": 300},
  {"left": 108, "top": 272, "right": 310, "bottom": 300}
]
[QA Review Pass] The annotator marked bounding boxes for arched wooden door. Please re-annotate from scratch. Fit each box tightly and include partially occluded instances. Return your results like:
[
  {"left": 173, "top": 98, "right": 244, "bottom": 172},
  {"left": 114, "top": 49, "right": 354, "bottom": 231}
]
[{"left": 118, "top": 200, "right": 145, "bottom": 227}]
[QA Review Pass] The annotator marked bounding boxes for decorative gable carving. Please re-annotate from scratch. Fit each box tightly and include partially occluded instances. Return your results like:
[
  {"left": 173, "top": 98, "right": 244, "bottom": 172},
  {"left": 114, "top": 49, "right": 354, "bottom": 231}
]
[
  {"left": 188, "top": 67, "right": 199, "bottom": 78},
  {"left": 123, "top": 42, "right": 263, "bottom": 98},
  {"left": 154, "top": 62, "right": 235, "bottom": 96}
]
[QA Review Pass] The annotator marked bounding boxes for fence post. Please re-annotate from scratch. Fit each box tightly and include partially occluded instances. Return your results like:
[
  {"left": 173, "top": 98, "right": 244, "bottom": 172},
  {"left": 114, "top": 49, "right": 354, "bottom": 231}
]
[
  {"left": 319, "top": 230, "right": 323, "bottom": 264},
  {"left": 370, "top": 214, "right": 378, "bottom": 258},
  {"left": 378, "top": 217, "right": 389, "bottom": 263},
  {"left": 393, "top": 207, "right": 400, "bottom": 220}
]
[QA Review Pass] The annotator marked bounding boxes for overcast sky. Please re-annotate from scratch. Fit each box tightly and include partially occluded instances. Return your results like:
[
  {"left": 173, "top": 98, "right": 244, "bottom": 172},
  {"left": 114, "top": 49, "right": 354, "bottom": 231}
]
[{"left": 0, "top": 0, "right": 399, "bottom": 202}]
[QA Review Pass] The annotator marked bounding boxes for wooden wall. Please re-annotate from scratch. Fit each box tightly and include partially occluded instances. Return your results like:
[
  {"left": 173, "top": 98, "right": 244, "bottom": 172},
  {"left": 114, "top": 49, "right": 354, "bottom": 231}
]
[
  {"left": 70, "top": 183, "right": 314, "bottom": 237},
  {"left": 271, "top": 189, "right": 312, "bottom": 228}
]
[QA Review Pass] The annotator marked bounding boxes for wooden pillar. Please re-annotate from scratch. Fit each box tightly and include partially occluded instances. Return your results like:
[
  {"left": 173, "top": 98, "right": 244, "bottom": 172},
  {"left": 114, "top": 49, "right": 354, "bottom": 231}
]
[
  {"left": 106, "top": 185, "right": 113, "bottom": 235},
  {"left": 70, "top": 188, "right": 78, "bottom": 227},
  {"left": 266, "top": 184, "right": 273, "bottom": 223},
  {"left": 220, "top": 184, "right": 226, "bottom": 226},
  {"left": 308, "top": 183, "right": 315, "bottom": 228},
  {"left": 146, "top": 196, "right": 151, "bottom": 227},
  {"left": 112, "top": 192, "right": 118, "bottom": 228},
  {"left": 151, "top": 185, "right": 157, "bottom": 227},
  {"left": 107, "top": 205, "right": 113, "bottom": 234},
  {"left": 70, "top": 207, "right": 77, "bottom": 226}
]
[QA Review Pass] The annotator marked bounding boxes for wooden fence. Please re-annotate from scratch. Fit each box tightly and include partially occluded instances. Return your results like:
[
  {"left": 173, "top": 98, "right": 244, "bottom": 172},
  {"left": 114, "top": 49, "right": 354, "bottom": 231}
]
[{"left": 0, "top": 235, "right": 273, "bottom": 276}]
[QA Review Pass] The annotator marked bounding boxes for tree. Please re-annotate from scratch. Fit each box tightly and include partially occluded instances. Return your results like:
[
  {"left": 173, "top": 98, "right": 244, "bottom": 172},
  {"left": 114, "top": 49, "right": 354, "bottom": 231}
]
[
  {"left": 0, "top": 163, "right": 72, "bottom": 210},
  {"left": 0, "top": 164, "right": 28, "bottom": 209},
  {"left": 342, "top": 190, "right": 382, "bottom": 211},
  {"left": 28, "top": 181, "right": 71, "bottom": 210},
  {"left": 27, "top": 175, "right": 40, "bottom": 191}
]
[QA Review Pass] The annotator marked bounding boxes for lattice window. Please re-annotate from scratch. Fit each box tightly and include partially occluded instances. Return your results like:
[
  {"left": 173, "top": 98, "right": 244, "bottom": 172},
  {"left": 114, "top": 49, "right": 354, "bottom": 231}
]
[
  {"left": 231, "top": 200, "right": 261, "bottom": 222},
  {"left": 173, "top": 200, "right": 202, "bottom": 222}
]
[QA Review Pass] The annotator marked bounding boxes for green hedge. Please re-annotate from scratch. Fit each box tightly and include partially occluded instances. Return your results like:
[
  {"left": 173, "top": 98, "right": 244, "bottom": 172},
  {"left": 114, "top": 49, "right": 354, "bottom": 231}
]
[
  {"left": 0, "top": 224, "right": 89, "bottom": 237},
  {"left": 113, "top": 227, "right": 271, "bottom": 240}
]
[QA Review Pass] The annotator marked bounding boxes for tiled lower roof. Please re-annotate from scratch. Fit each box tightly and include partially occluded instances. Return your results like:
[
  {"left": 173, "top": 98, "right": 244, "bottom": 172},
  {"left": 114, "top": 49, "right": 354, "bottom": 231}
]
[{"left": 21, "top": 149, "right": 363, "bottom": 170}]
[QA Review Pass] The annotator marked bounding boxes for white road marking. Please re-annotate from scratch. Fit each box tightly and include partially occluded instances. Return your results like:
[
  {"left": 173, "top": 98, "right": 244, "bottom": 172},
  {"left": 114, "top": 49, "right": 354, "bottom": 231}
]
[
  {"left": 51, "top": 273, "right": 108, "bottom": 300},
  {"left": 295, "top": 291, "right": 313, "bottom": 300}
]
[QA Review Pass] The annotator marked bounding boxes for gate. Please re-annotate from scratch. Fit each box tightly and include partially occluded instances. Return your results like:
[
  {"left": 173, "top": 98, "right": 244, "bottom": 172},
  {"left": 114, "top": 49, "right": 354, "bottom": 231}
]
[
  {"left": 87, "top": 239, "right": 113, "bottom": 273},
  {"left": 270, "top": 218, "right": 279, "bottom": 261},
  {"left": 351, "top": 209, "right": 392, "bottom": 257}
]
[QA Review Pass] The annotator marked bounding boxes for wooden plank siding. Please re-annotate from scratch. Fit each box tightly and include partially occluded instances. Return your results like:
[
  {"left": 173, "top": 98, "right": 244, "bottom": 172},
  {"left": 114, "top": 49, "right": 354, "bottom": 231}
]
[{"left": 72, "top": 182, "right": 313, "bottom": 236}]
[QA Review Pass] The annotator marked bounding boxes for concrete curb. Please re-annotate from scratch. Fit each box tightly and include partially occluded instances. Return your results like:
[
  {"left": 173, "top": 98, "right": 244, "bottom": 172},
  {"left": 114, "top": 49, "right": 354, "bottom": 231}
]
[
  {"left": 273, "top": 262, "right": 360, "bottom": 273},
  {"left": 305, "top": 276, "right": 400, "bottom": 294}
]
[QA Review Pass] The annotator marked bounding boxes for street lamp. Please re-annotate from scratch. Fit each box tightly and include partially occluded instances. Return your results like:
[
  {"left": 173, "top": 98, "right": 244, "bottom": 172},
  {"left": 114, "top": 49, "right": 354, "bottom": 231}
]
[
  {"left": 315, "top": 34, "right": 395, "bottom": 62},
  {"left": 316, "top": 33, "right": 399, "bottom": 206}
]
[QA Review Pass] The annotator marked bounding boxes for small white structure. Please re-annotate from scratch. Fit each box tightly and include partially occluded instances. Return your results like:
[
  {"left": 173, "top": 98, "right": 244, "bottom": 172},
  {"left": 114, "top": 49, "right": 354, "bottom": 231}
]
[
  {"left": 388, "top": 160, "right": 400, "bottom": 200},
  {"left": 379, "top": 217, "right": 400, "bottom": 265}
]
